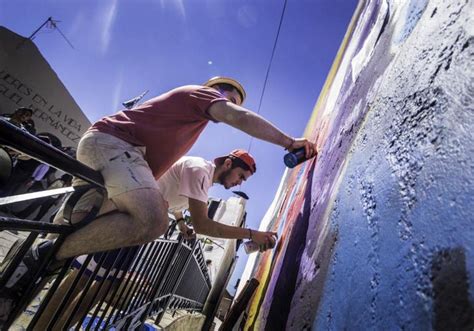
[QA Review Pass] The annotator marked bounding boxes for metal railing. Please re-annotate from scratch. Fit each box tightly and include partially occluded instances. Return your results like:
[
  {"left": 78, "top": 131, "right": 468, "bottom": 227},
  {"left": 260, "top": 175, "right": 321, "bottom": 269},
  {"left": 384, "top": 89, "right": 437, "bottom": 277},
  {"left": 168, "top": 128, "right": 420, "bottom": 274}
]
[{"left": 0, "top": 118, "right": 211, "bottom": 330}]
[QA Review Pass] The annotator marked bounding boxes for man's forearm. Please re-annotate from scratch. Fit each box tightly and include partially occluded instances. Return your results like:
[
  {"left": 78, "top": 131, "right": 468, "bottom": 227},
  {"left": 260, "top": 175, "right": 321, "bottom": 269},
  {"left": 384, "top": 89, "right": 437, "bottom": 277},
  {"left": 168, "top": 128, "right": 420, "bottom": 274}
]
[
  {"left": 230, "top": 110, "right": 293, "bottom": 149},
  {"left": 208, "top": 101, "right": 297, "bottom": 149}
]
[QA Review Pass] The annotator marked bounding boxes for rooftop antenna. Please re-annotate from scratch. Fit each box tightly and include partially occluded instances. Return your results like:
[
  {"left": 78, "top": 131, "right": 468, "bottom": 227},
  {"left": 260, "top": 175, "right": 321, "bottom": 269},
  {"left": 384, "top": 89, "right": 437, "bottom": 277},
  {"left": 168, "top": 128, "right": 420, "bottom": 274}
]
[
  {"left": 17, "top": 16, "right": 75, "bottom": 50},
  {"left": 122, "top": 90, "right": 149, "bottom": 109}
]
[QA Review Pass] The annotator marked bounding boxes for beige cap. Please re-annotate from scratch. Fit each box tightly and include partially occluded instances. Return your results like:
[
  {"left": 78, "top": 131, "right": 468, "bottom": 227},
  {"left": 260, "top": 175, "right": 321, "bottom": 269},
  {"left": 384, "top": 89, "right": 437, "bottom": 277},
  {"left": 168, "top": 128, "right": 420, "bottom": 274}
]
[{"left": 203, "top": 76, "right": 246, "bottom": 105}]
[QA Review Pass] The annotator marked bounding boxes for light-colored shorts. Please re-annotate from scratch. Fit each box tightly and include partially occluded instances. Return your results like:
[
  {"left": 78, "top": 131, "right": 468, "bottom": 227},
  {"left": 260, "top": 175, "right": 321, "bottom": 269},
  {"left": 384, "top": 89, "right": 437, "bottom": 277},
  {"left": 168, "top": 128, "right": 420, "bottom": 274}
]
[{"left": 74, "top": 131, "right": 158, "bottom": 200}]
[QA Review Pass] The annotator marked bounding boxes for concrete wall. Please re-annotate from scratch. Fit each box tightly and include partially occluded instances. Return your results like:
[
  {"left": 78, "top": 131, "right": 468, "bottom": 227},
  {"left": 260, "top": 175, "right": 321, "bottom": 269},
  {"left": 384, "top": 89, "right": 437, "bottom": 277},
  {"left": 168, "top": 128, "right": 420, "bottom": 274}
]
[
  {"left": 241, "top": 0, "right": 473, "bottom": 329},
  {"left": 0, "top": 27, "right": 90, "bottom": 147}
]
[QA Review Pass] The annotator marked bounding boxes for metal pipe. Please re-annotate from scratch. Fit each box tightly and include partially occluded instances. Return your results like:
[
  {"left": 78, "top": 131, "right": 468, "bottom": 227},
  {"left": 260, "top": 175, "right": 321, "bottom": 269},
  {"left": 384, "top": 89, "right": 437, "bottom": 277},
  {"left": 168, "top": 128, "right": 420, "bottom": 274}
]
[
  {"left": 0, "top": 217, "right": 73, "bottom": 234},
  {"left": 153, "top": 240, "right": 197, "bottom": 325},
  {"left": 0, "top": 118, "right": 103, "bottom": 187}
]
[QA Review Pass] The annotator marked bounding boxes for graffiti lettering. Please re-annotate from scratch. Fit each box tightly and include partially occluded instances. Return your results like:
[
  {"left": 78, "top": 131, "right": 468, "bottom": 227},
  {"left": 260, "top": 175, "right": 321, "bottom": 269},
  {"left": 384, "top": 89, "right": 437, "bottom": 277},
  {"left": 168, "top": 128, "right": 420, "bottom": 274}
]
[
  {"left": 49, "top": 106, "right": 62, "bottom": 118},
  {"left": 8, "top": 92, "right": 22, "bottom": 105},
  {"left": 63, "top": 114, "right": 82, "bottom": 132},
  {"left": 45, "top": 106, "right": 82, "bottom": 132},
  {"left": 0, "top": 83, "right": 8, "bottom": 94},
  {"left": 0, "top": 71, "right": 33, "bottom": 96},
  {"left": 0, "top": 84, "right": 23, "bottom": 105},
  {"left": 32, "top": 93, "right": 47, "bottom": 107},
  {"left": 0, "top": 68, "right": 85, "bottom": 144},
  {"left": 31, "top": 107, "right": 81, "bottom": 143}
]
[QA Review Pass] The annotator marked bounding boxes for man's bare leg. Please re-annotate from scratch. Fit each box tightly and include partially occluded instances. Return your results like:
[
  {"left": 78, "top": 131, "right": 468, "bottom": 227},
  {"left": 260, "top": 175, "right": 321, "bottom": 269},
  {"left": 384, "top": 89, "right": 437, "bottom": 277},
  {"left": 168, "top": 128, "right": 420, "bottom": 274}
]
[
  {"left": 48, "top": 196, "right": 117, "bottom": 236},
  {"left": 54, "top": 188, "right": 168, "bottom": 260},
  {"left": 33, "top": 188, "right": 167, "bottom": 328},
  {"left": 33, "top": 269, "right": 86, "bottom": 330}
]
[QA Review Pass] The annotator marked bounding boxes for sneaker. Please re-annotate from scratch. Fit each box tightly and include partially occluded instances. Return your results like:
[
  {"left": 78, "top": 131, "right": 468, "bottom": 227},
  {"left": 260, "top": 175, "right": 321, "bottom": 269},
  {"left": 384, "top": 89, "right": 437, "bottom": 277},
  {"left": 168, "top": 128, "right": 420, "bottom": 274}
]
[{"left": 1, "top": 240, "right": 56, "bottom": 291}]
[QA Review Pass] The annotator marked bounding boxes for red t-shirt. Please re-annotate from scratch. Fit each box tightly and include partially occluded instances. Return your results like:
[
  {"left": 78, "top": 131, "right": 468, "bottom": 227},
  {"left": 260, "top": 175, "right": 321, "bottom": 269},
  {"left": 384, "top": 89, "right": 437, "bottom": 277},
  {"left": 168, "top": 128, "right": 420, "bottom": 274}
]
[{"left": 89, "top": 85, "right": 227, "bottom": 179}]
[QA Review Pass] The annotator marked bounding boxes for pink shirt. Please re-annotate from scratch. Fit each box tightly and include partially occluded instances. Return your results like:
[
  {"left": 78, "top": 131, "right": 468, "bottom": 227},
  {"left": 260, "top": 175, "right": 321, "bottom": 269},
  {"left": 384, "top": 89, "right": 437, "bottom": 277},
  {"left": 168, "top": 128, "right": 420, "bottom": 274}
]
[
  {"left": 89, "top": 85, "right": 227, "bottom": 179},
  {"left": 156, "top": 156, "right": 215, "bottom": 212}
]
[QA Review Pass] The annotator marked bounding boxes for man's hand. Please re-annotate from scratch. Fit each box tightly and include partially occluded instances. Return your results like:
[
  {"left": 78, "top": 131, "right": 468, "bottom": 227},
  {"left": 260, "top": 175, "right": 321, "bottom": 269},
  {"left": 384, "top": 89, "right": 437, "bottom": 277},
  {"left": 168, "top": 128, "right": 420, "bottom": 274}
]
[
  {"left": 288, "top": 137, "right": 317, "bottom": 159},
  {"left": 177, "top": 221, "right": 196, "bottom": 240},
  {"left": 251, "top": 230, "right": 278, "bottom": 252}
]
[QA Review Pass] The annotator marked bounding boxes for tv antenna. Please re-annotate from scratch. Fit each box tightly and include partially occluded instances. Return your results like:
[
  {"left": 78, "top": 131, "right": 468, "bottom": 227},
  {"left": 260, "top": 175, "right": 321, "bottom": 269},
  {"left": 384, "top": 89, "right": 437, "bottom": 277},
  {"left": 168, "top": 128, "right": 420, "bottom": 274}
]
[{"left": 17, "top": 16, "right": 75, "bottom": 49}]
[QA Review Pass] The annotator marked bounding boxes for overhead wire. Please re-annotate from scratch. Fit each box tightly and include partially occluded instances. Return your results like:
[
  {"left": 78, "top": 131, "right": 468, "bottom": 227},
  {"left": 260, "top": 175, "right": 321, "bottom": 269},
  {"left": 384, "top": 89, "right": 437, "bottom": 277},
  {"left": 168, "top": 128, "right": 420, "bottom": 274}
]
[
  {"left": 239, "top": 0, "right": 288, "bottom": 195},
  {"left": 239, "top": 0, "right": 287, "bottom": 196},
  {"left": 246, "top": 0, "right": 288, "bottom": 153}
]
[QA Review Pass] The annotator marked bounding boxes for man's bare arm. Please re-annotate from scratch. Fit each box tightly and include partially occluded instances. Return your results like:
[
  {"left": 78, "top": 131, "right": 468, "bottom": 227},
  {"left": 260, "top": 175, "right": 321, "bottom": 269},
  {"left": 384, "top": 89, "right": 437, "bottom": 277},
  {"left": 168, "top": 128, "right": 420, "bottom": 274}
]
[
  {"left": 188, "top": 198, "right": 276, "bottom": 247},
  {"left": 208, "top": 101, "right": 317, "bottom": 157}
]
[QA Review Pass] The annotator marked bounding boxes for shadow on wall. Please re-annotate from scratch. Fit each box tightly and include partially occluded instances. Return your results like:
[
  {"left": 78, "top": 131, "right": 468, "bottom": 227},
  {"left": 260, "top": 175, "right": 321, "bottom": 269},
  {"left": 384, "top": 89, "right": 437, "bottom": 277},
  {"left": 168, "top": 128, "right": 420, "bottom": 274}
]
[
  {"left": 431, "top": 248, "right": 474, "bottom": 330},
  {"left": 264, "top": 162, "right": 318, "bottom": 330}
]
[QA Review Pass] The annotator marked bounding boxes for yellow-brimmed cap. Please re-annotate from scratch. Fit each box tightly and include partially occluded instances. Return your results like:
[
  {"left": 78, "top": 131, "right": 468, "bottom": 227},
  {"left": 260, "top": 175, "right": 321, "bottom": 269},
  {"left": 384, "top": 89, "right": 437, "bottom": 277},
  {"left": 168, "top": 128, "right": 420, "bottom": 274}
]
[{"left": 203, "top": 76, "right": 246, "bottom": 105}]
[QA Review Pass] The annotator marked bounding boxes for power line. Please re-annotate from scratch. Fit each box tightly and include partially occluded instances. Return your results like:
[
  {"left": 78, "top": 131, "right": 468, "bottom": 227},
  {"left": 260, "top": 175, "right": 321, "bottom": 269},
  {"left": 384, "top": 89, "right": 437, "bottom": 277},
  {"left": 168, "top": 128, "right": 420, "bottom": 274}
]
[
  {"left": 240, "top": 0, "right": 288, "bottom": 195},
  {"left": 247, "top": 0, "right": 288, "bottom": 153},
  {"left": 49, "top": 19, "right": 75, "bottom": 49},
  {"left": 17, "top": 17, "right": 74, "bottom": 50}
]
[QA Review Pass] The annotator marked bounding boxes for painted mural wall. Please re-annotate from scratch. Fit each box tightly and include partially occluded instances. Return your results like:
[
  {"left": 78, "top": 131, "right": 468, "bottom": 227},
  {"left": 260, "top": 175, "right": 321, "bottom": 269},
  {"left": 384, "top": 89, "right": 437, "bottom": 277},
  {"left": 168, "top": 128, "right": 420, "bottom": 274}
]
[{"left": 240, "top": 0, "right": 473, "bottom": 329}]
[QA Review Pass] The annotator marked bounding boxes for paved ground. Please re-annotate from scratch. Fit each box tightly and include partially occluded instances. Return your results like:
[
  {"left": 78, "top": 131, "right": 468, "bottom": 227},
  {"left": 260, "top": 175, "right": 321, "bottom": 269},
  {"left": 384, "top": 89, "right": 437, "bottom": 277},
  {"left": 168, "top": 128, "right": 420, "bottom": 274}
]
[
  {"left": 0, "top": 230, "right": 26, "bottom": 262},
  {"left": 158, "top": 311, "right": 206, "bottom": 330}
]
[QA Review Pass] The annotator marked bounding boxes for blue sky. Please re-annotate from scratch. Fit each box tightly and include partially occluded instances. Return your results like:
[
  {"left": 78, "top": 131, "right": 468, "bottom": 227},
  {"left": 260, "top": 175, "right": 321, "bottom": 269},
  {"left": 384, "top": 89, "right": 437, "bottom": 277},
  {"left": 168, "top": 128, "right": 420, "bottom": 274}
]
[{"left": 1, "top": 0, "right": 357, "bottom": 293}]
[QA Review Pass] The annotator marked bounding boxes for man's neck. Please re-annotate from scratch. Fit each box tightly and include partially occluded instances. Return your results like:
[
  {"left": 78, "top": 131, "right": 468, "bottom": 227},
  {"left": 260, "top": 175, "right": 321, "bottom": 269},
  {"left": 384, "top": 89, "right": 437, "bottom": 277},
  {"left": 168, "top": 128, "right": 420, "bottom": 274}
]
[{"left": 212, "top": 162, "right": 220, "bottom": 183}]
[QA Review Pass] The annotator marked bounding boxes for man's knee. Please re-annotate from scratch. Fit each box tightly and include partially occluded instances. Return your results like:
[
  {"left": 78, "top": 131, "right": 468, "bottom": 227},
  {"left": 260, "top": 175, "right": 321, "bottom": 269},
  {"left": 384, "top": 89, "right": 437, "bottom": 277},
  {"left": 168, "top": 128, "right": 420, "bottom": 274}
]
[
  {"left": 112, "top": 188, "right": 169, "bottom": 241},
  {"left": 136, "top": 218, "right": 168, "bottom": 242},
  {"left": 128, "top": 204, "right": 168, "bottom": 239}
]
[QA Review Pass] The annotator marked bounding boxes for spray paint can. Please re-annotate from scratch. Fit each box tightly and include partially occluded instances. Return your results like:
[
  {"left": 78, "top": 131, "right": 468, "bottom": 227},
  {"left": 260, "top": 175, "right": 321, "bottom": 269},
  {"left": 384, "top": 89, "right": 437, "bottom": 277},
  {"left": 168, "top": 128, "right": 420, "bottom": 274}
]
[
  {"left": 284, "top": 147, "right": 315, "bottom": 168},
  {"left": 243, "top": 241, "right": 260, "bottom": 254},
  {"left": 243, "top": 234, "right": 278, "bottom": 254}
]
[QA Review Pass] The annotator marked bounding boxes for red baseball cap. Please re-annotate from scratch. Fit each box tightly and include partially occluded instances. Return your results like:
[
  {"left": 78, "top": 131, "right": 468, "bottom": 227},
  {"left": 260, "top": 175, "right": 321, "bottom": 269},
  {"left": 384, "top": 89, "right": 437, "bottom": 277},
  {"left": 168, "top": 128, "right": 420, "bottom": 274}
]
[{"left": 215, "top": 149, "right": 257, "bottom": 174}]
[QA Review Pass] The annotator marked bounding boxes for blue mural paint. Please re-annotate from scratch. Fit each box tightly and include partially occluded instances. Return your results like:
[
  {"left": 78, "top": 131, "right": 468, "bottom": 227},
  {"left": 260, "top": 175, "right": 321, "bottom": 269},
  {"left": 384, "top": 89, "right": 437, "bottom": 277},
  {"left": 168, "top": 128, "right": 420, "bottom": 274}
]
[
  {"left": 309, "top": 1, "right": 473, "bottom": 329},
  {"left": 243, "top": 1, "right": 473, "bottom": 329},
  {"left": 393, "top": 0, "right": 429, "bottom": 44}
]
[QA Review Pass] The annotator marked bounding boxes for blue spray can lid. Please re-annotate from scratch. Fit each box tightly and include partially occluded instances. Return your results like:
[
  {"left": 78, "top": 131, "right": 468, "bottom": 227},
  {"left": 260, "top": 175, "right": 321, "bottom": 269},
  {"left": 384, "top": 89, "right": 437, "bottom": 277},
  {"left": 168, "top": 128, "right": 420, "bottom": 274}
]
[
  {"left": 283, "top": 153, "right": 298, "bottom": 168},
  {"left": 283, "top": 147, "right": 308, "bottom": 168}
]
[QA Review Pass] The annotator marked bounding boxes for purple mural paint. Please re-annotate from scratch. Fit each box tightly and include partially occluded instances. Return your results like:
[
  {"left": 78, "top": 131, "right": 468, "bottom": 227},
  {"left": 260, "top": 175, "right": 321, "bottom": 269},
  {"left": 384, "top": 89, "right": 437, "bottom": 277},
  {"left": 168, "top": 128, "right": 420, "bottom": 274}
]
[{"left": 243, "top": 1, "right": 474, "bottom": 330}]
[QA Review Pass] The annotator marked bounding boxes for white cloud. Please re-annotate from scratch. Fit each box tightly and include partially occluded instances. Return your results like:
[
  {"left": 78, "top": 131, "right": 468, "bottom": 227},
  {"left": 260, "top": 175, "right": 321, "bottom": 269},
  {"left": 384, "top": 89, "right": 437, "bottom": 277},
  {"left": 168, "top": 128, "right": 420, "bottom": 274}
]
[
  {"left": 159, "top": 0, "right": 186, "bottom": 19},
  {"left": 101, "top": 0, "right": 118, "bottom": 55},
  {"left": 176, "top": 0, "right": 186, "bottom": 19}
]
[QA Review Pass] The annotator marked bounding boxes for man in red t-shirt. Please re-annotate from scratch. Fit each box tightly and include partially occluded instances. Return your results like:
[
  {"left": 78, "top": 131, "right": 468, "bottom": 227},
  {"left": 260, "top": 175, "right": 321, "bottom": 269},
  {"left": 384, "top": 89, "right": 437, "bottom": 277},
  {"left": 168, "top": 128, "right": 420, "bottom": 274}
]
[{"left": 1, "top": 77, "right": 316, "bottom": 290}]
